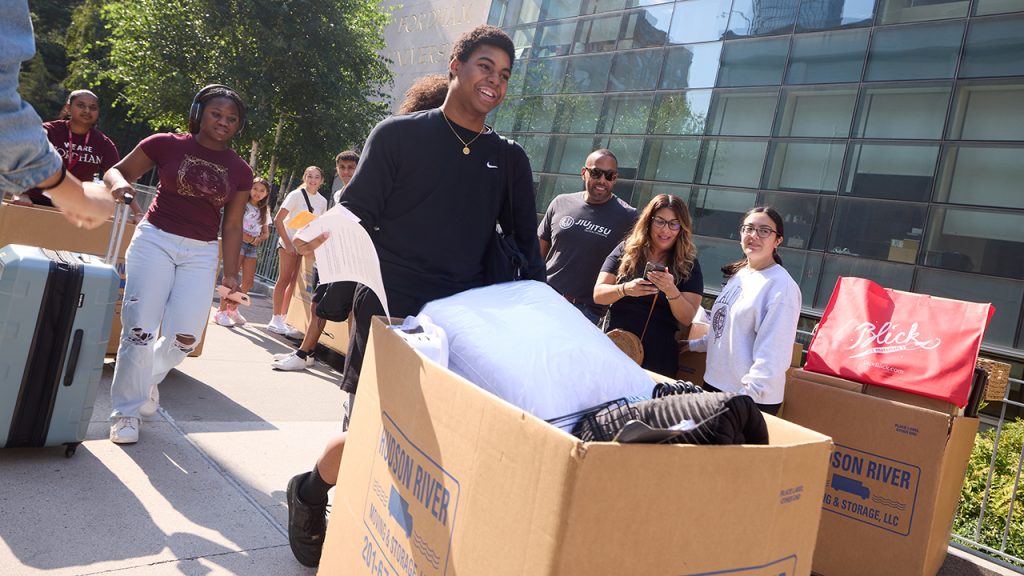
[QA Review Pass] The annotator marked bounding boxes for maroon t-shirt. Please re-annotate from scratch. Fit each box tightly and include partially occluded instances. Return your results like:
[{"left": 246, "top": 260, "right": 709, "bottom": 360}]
[
  {"left": 140, "top": 133, "right": 254, "bottom": 241},
  {"left": 24, "top": 120, "right": 120, "bottom": 206}
]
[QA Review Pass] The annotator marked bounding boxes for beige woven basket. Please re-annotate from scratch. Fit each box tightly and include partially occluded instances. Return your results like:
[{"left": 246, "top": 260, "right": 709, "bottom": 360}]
[
  {"left": 977, "top": 357, "right": 1011, "bottom": 402},
  {"left": 607, "top": 329, "right": 643, "bottom": 365}
]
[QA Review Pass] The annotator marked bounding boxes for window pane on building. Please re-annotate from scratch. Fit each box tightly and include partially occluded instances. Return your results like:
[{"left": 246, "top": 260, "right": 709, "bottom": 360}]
[
  {"left": 690, "top": 186, "right": 758, "bottom": 239},
  {"left": 517, "top": 0, "right": 545, "bottom": 24},
  {"left": 640, "top": 137, "right": 701, "bottom": 182},
  {"left": 660, "top": 42, "right": 724, "bottom": 88},
  {"left": 694, "top": 236, "right": 739, "bottom": 289},
  {"left": 865, "top": 21, "right": 963, "bottom": 81},
  {"left": 843, "top": 143, "right": 939, "bottom": 202},
  {"left": 536, "top": 21, "right": 577, "bottom": 56},
  {"left": 524, "top": 58, "right": 569, "bottom": 94},
  {"left": 518, "top": 135, "right": 553, "bottom": 173},
  {"left": 583, "top": 0, "right": 628, "bottom": 14},
  {"left": 854, "top": 82, "right": 951, "bottom": 139},
  {"left": 727, "top": 0, "right": 800, "bottom": 37},
  {"left": 777, "top": 248, "right": 824, "bottom": 307},
  {"left": 815, "top": 255, "right": 914, "bottom": 307},
  {"left": 759, "top": 190, "right": 835, "bottom": 251},
  {"left": 878, "top": 0, "right": 968, "bottom": 24},
  {"left": 785, "top": 29, "right": 869, "bottom": 84},
  {"left": 563, "top": 53, "right": 614, "bottom": 92},
  {"left": 550, "top": 135, "right": 603, "bottom": 174},
  {"left": 573, "top": 14, "right": 622, "bottom": 54},
  {"left": 975, "top": 0, "right": 1024, "bottom": 15},
  {"left": 914, "top": 268, "right": 1023, "bottom": 347},
  {"left": 961, "top": 16, "right": 1024, "bottom": 78},
  {"left": 697, "top": 139, "right": 769, "bottom": 187},
  {"left": 669, "top": 0, "right": 732, "bottom": 43},
  {"left": 764, "top": 141, "right": 847, "bottom": 192},
  {"left": 493, "top": 97, "right": 521, "bottom": 132},
  {"left": 948, "top": 81, "right": 1024, "bottom": 141},
  {"left": 631, "top": 181, "right": 696, "bottom": 209},
  {"left": 923, "top": 207, "right": 1024, "bottom": 280},
  {"left": 651, "top": 90, "right": 712, "bottom": 135},
  {"left": 608, "top": 48, "right": 665, "bottom": 90},
  {"left": 619, "top": 5, "right": 674, "bottom": 49},
  {"left": 707, "top": 89, "right": 779, "bottom": 136},
  {"left": 603, "top": 136, "right": 646, "bottom": 179},
  {"left": 717, "top": 37, "right": 790, "bottom": 87},
  {"left": 556, "top": 94, "right": 606, "bottom": 132},
  {"left": 935, "top": 145, "right": 1024, "bottom": 209},
  {"left": 774, "top": 86, "right": 857, "bottom": 137},
  {"left": 519, "top": 96, "right": 561, "bottom": 132},
  {"left": 546, "top": 0, "right": 584, "bottom": 20},
  {"left": 829, "top": 198, "right": 927, "bottom": 262},
  {"left": 603, "top": 94, "right": 655, "bottom": 133},
  {"left": 797, "top": 0, "right": 876, "bottom": 31}
]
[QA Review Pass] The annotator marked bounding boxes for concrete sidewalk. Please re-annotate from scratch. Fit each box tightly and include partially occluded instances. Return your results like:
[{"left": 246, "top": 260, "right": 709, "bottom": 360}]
[{"left": 0, "top": 294, "right": 1017, "bottom": 575}]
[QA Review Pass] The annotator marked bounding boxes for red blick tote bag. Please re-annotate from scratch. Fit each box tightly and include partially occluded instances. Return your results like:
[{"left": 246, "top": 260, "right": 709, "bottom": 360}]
[{"left": 804, "top": 277, "right": 995, "bottom": 407}]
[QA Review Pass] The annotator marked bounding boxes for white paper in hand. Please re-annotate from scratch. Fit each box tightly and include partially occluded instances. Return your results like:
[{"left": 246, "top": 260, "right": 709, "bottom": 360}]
[{"left": 294, "top": 204, "right": 391, "bottom": 321}]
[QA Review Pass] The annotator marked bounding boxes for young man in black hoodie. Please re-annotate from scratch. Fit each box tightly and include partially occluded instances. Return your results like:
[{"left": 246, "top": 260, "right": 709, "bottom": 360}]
[{"left": 284, "top": 25, "right": 545, "bottom": 567}]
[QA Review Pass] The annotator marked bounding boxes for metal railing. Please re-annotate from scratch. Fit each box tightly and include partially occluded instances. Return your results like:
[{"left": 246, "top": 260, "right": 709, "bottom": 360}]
[{"left": 254, "top": 227, "right": 282, "bottom": 284}]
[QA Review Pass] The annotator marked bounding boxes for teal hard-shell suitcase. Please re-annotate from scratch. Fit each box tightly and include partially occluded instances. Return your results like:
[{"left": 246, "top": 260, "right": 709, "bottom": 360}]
[{"left": 0, "top": 244, "right": 120, "bottom": 456}]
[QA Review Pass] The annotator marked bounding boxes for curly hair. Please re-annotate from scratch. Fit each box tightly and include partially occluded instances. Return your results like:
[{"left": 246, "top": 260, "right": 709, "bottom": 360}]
[
  {"left": 448, "top": 25, "right": 515, "bottom": 79},
  {"left": 617, "top": 194, "right": 698, "bottom": 284},
  {"left": 398, "top": 74, "right": 448, "bottom": 114}
]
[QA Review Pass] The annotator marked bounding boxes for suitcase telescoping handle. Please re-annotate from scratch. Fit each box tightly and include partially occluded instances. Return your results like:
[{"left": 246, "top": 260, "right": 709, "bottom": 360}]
[{"left": 104, "top": 192, "right": 133, "bottom": 265}]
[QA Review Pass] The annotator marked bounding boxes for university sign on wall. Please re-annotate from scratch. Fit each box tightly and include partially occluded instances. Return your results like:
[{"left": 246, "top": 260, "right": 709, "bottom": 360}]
[{"left": 379, "top": 1, "right": 490, "bottom": 113}]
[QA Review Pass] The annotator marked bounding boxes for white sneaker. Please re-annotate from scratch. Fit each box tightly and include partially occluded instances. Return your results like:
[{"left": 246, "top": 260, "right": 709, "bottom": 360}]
[
  {"left": 267, "top": 316, "right": 289, "bottom": 334},
  {"left": 272, "top": 353, "right": 314, "bottom": 371},
  {"left": 110, "top": 416, "right": 140, "bottom": 444},
  {"left": 139, "top": 384, "right": 160, "bottom": 417},
  {"left": 283, "top": 325, "right": 304, "bottom": 339},
  {"left": 228, "top": 309, "right": 246, "bottom": 326},
  {"left": 273, "top": 351, "right": 298, "bottom": 362},
  {"left": 214, "top": 311, "right": 235, "bottom": 327}
]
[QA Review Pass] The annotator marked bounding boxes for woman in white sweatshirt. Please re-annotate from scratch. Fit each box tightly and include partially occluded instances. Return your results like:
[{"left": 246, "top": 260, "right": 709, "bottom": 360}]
[{"left": 684, "top": 206, "right": 801, "bottom": 415}]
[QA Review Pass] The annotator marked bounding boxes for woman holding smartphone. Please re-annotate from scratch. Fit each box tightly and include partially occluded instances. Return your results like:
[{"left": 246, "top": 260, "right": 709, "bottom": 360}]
[{"left": 594, "top": 194, "right": 704, "bottom": 377}]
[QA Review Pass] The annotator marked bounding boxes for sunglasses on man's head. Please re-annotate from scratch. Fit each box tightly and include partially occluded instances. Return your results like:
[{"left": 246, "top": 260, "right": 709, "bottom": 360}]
[{"left": 584, "top": 166, "right": 618, "bottom": 181}]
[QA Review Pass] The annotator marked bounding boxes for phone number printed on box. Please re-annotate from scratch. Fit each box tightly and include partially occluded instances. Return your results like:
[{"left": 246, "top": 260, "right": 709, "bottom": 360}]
[
  {"left": 363, "top": 412, "right": 461, "bottom": 576},
  {"left": 684, "top": 554, "right": 797, "bottom": 575},
  {"left": 824, "top": 443, "right": 920, "bottom": 536}
]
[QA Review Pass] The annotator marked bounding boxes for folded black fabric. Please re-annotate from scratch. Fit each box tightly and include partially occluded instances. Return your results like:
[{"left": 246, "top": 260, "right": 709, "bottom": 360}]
[{"left": 574, "top": 392, "right": 768, "bottom": 445}]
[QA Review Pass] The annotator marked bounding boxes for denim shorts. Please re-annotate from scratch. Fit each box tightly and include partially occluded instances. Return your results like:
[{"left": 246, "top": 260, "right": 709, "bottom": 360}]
[{"left": 240, "top": 242, "right": 258, "bottom": 258}]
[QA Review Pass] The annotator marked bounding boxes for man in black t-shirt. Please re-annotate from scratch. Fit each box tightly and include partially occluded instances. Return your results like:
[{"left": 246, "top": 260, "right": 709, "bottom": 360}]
[
  {"left": 283, "top": 25, "right": 545, "bottom": 568},
  {"left": 538, "top": 148, "right": 638, "bottom": 325}
]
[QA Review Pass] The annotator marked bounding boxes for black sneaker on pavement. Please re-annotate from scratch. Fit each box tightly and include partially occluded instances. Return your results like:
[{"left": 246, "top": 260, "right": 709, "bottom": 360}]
[{"left": 286, "top": 473, "right": 328, "bottom": 567}]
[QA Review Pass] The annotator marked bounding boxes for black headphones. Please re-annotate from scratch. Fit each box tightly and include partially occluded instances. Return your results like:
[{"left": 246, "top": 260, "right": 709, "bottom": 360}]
[{"left": 188, "top": 84, "right": 246, "bottom": 135}]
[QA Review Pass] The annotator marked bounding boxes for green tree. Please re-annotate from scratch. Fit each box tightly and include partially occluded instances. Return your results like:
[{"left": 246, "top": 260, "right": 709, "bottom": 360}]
[
  {"left": 954, "top": 419, "right": 1024, "bottom": 567},
  {"left": 21, "top": 0, "right": 78, "bottom": 121},
  {"left": 96, "top": 0, "right": 392, "bottom": 193}
]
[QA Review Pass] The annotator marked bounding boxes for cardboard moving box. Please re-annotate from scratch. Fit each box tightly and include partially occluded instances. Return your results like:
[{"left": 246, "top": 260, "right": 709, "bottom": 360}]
[
  {"left": 783, "top": 369, "right": 978, "bottom": 576},
  {"left": 320, "top": 318, "right": 834, "bottom": 576},
  {"left": 284, "top": 255, "right": 351, "bottom": 354},
  {"left": 0, "top": 201, "right": 212, "bottom": 356}
]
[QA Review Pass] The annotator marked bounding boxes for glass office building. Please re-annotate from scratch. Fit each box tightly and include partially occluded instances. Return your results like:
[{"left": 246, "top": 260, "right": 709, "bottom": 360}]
[{"left": 486, "top": 0, "right": 1024, "bottom": 355}]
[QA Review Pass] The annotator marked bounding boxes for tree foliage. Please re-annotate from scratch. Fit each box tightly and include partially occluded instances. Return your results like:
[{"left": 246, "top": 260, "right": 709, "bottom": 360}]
[
  {"left": 94, "top": 0, "right": 393, "bottom": 185},
  {"left": 954, "top": 418, "right": 1024, "bottom": 567}
]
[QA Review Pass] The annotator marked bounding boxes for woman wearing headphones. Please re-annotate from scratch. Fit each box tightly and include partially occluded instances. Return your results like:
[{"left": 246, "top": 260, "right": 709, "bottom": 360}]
[{"left": 103, "top": 85, "right": 254, "bottom": 444}]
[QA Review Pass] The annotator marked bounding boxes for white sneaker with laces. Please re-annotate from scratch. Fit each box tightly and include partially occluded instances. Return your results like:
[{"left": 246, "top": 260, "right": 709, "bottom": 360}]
[
  {"left": 267, "top": 316, "right": 289, "bottom": 334},
  {"left": 272, "top": 353, "right": 314, "bottom": 371},
  {"left": 110, "top": 416, "right": 140, "bottom": 444},
  {"left": 273, "top": 351, "right": 298, "bottom": 362},
  {"left": 214, "top": 311, "right": 235, "bottom": 327},
  {"left": 140, "top": 384, "right": 160, "bottom": 417},
  {"left": 228, "top": 309, "right": 246, "bottom": 326}
]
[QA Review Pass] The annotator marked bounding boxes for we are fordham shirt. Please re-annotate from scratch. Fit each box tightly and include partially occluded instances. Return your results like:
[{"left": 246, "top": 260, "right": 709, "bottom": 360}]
[
  {"left": 23, "top": 120, "right": 120, "bottom": 206},
  {"left": 140, "top": 133, "right": 254, "bottom": 241}
]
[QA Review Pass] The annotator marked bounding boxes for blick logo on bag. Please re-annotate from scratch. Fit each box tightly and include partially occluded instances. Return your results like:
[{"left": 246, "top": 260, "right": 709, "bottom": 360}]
[{"left": 845, "top": 321, "right": 941, "bottom": 358}]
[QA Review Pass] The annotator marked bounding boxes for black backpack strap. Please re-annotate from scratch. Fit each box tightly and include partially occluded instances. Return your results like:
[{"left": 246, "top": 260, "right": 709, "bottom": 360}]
[
  {"left": 498, "top": 136, "right": 515, "bottom": 234},
  {"left": 300, "top": 188, "right": 314, "bottom": 213}
]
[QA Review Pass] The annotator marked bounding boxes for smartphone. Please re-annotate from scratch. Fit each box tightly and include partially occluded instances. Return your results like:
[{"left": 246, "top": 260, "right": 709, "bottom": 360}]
[
  {"left": 216, "top": 285, "right": 251, "bottom": 306},
  {"left": 644, "top": 262, "right": 668, "bottom": 279}
]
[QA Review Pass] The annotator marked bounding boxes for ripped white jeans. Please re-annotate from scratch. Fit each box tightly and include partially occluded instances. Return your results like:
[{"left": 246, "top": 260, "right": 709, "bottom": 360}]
[{"left": 110, "top": 221, "right": 219, "bottom": 419}]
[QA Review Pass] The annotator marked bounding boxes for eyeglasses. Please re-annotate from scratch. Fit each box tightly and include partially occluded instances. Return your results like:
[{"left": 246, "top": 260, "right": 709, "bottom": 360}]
[
  {"left": 584, "top": 166, "right": 618, "bottom": 181},
  {"left": 739, "top": 224, "right": 778, "bottom": 238},
  {"left": 652, "top": 216, "right": 682, "bottom": 231}
]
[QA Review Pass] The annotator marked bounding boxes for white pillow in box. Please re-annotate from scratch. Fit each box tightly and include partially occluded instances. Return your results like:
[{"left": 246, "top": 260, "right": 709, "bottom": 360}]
[{"left": 418, "top": 280, "right": 653, "bottom": 422}]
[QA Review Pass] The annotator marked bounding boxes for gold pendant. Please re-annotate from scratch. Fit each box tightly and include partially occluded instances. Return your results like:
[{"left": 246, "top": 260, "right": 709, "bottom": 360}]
[{"left": 462, "top": 146, "right": 470, "bottom": 155}]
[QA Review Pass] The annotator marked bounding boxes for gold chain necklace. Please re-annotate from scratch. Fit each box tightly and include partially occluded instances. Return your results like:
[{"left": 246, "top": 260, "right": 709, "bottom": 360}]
[{"left": 442, "top": 112, "right": 486, "bottom": 155}]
